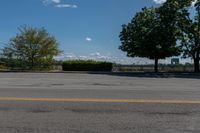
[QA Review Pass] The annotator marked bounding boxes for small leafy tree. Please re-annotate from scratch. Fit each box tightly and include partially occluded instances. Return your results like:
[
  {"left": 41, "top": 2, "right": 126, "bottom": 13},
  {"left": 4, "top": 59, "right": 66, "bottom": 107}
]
[
  {"left": 2, "top": 26, "right": 61, "bottom": 70},
  {"left": 119, "top": 6, "right": 180, "bottom": 72}
]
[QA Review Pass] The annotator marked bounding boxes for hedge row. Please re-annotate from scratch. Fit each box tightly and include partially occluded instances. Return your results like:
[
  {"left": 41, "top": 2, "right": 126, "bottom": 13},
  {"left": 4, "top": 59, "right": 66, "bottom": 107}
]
[{"left": 62, "top": 60, "right": 113, "bottom": 71}]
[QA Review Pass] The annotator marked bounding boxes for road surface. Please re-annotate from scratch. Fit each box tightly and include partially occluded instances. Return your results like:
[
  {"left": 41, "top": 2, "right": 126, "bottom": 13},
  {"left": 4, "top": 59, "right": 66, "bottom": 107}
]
[{"left": 0, "top": 72, "right": 200, "bottom": 133}]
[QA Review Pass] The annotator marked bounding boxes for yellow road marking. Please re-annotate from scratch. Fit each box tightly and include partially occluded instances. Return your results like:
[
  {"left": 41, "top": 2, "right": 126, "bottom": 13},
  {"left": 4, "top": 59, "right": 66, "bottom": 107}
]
[{"left": 0, "top": 97, "right": 199, "bottom": 104}]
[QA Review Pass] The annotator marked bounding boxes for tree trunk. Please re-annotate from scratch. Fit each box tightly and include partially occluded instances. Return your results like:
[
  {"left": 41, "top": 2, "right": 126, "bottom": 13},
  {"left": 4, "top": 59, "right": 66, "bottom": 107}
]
[
  {"left": 194, "top": 50, "right": 200, "bottom": 73},
  {"left": 196, "top": 8, "right": 200, "bottom": 73},
  {"left": 154, "top": 58, "right": 159, "bottom": 73}
]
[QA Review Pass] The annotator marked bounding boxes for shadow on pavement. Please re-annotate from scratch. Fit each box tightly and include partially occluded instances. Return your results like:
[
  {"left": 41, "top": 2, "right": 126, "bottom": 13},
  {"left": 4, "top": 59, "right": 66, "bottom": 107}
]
[
  {"left": 88, "top": 72, "right": 200, "bottom": 79},
  {"left": 0, "top": 70, "right": 200, "bottom": 79}
]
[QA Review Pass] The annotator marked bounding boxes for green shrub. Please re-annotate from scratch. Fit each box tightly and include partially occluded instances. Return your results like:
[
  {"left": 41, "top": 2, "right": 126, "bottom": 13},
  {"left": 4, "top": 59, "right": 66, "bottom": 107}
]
[
  {"left": 62, "top": 60, "right": 113, "bottom": 71},
  {"left": 0, "top": 64, "right": 6, "bottom": 69}
]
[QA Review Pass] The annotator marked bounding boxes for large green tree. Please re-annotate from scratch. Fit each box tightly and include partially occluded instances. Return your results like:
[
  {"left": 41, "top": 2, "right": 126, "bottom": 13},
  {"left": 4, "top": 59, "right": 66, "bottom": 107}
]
[
  {"left": 119, "top": 5, "right": 180, "bottom": 72},
  {"left": 2, "top": 26, "right": 61, "bottom": 70},
  {"left": 178, "top": 0, "right": 200, "bottom": 72}
]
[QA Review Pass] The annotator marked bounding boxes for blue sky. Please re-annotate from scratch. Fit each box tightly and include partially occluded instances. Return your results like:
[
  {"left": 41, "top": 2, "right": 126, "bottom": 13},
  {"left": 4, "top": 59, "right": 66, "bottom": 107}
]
[{"left": 0, "top": 0, "right": 193, "bottom": 64}]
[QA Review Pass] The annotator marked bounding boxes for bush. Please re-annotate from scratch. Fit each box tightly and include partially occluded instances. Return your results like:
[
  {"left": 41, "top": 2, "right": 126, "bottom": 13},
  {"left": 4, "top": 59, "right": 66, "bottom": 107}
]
[{"left": 62, "top": 60, "right": 113, "bottom": 71}]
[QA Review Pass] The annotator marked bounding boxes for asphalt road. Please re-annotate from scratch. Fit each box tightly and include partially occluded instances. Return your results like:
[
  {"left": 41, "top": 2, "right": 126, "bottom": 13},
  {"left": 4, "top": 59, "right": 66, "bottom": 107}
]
[{"left": 0, "top": 73, "right": 200, "bottom": 133}]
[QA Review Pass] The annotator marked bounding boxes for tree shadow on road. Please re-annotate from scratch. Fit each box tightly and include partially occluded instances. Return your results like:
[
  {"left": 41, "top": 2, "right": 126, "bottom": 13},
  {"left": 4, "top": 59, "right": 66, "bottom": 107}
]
[{"left": 88, "top": 72, "right": 200, "bottom": 79}]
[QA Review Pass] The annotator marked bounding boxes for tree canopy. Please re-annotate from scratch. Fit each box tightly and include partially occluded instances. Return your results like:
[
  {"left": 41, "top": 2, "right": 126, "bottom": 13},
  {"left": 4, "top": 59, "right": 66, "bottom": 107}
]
[
  {"left": 119, "top": 5, "right": 180, "bottom": 72},
  {"left": 2, "top": 26, "right": 61, "bottom": 70}
]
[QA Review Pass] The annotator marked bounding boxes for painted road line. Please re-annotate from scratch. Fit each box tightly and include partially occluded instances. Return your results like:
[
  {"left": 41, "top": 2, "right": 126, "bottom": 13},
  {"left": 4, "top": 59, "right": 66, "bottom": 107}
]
[{"left": 0, "top": 97, "right": 200, "bottom": 104}]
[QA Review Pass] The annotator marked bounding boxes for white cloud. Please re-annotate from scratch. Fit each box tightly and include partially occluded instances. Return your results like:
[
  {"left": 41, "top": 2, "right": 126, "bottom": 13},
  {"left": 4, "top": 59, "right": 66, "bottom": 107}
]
[
  {"left": 51, "top": 0, "right": 60, "bottom": 3},
  {"left": 55, "top": 4, "right": 78, "bottom": 8},
  {"left": 192, "top": 0, "right": 197, "bottom": 6},
  {"left": 55, "top": 52, "right": 191, "bottom": 65},
  {"left": 55, "top": 52, "right": 112, "bottom": 62},
  {"left": 54, "top": 53, "right": 78, "bottom": 60},
  {"left": 43, "top": 0, "right": 61, "bottom": 5},
  {"left": 89, "top": 52, "right": 110, "bottom": 60},
  {"left": 43, "top": 0, "right": 78, "bottom": 9},
  {"left": 86, "top": 37, "right": 92, "bottom": 42},
  {"left": 153, "top": 0, "right": 197, "bottom": 6},
  {"left": 54, "top": 52, "right": 149, "bottom": 64},
  {"left": 153, "top": 0, "right": 166, "bottom": 4}
]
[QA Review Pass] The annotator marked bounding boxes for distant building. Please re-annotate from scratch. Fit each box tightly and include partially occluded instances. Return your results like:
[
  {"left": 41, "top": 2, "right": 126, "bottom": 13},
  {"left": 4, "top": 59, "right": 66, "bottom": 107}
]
[{"left": 171, "top": 58, "right": 179, "bottom": 65}]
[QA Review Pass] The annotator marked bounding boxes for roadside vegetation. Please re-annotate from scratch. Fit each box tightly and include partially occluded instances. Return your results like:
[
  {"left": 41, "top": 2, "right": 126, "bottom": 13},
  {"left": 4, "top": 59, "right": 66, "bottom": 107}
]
[
  {"left": 62, "top": 60, "right": 113, "bottom": 72},
  {"left": 119, "top": 0, "right": 200, "bottom": 72},
  {"left": 0, "top": 26, "right": 61, "bottom": 70},
  {"left": 0, "top": 0, "right": 200, "bottom": 73}
]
